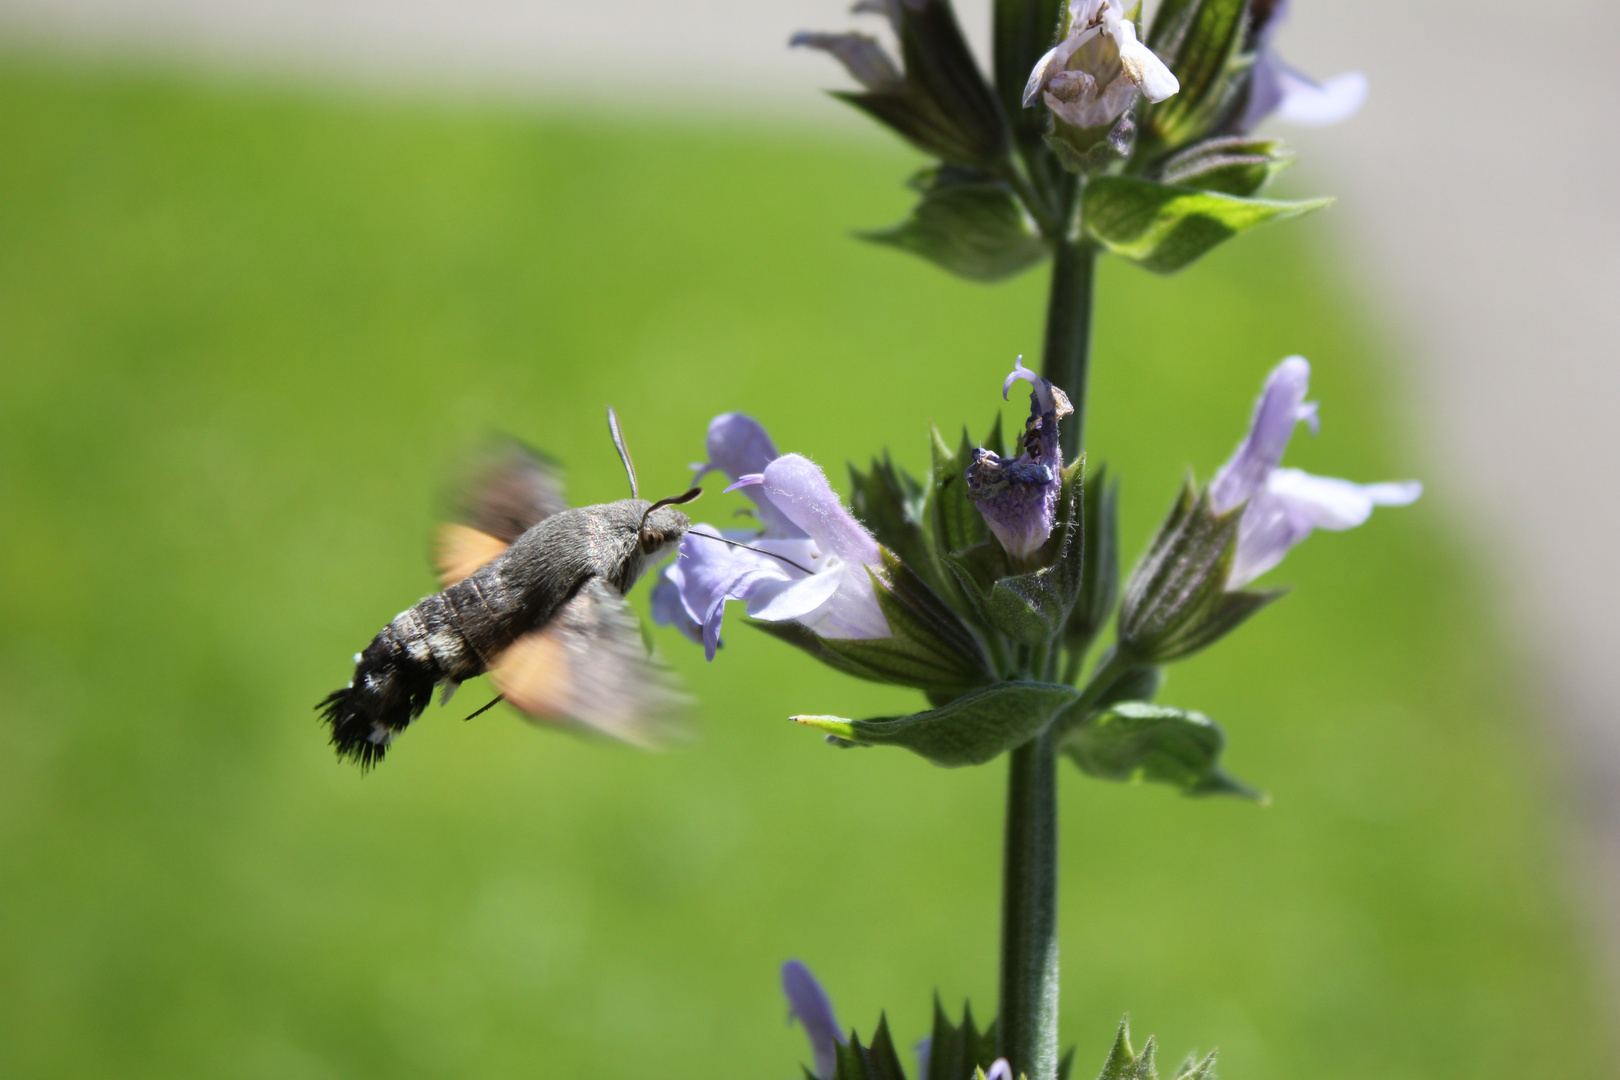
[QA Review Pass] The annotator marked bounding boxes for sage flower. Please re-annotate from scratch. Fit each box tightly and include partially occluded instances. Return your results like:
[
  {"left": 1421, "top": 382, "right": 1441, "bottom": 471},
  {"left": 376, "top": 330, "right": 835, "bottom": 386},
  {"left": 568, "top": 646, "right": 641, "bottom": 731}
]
[
  {"left": 1212, "top": 356, "right": 1421, "bottom": 587},
  {"left": 782, "top": 960, "right": 845, "bottom": 1080},
  {"left": 967, "top": 358, "right": 1072, "bottom": 560},
  {"left": 1241, "top": 0, "right": 1367, "bottom": 129},
  {"left": 661, "top": 450, "right": 890, "bottom": 658},
  {"left": 1023, "top": 0, "right": 1179, "bottom": 131}
]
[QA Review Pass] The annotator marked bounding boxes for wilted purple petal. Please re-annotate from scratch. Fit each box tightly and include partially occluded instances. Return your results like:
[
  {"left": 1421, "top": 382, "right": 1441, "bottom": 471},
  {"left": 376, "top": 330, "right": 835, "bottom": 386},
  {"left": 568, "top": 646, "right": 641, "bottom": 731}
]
[
  {"left": 970, "top": 360, "right": 1072, "bottom": 560},
  {"left": 697, "top": 413, "right": 806, "bottom": 539},
  {"left": 1024, "top": 0, "right": 1177, "bottom": 128},
  {"left": 1210, "top": 355, "right": 1314, "bottom": 514},
  {"left": 782, "top": 960, "right": 845, "bottom": 1080}
]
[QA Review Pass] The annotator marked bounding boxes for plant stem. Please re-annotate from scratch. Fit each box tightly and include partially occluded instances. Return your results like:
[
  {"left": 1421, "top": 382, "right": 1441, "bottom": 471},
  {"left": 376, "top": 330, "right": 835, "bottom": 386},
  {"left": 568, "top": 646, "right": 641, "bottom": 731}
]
[
  {"left": 997, "top": 197, "right": 1098, "bottom": 1080},
  {"left": 998, "top": 727, "right": 1060, "bottom": 1080},
  {"left": 1043, "top": 236, "right": 1097, "bottom": 462}
]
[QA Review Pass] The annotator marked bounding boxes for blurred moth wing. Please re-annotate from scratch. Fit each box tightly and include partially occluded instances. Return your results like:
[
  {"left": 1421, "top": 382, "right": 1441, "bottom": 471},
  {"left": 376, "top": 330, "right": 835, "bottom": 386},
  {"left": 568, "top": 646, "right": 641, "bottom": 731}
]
[
  {"left": 434, "top": 438, "right": 567, "bottom": 587},
  {"left": 492, "top": 579, "right": 689, "bottom": 748}
]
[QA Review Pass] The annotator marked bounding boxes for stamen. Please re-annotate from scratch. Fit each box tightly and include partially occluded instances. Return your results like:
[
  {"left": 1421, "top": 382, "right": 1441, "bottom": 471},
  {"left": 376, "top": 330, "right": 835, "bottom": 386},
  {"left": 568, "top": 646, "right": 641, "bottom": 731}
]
[{"left": 685, "top": 531, "right": 818, "bottom": 575}]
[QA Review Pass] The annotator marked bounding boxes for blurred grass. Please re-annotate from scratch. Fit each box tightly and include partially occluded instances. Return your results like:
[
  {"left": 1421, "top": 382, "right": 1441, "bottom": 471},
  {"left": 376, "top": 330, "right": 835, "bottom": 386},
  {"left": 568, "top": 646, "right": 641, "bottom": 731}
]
[{"left": 0, "top": 54, "right": 1609, "bottom": 1080}]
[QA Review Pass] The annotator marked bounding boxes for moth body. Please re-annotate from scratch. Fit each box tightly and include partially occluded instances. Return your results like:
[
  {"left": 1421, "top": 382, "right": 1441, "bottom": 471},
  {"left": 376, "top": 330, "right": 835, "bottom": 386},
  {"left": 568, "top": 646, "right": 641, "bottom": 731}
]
[{"left": 319, "top": 497, "right": 691, "bottom": 769}]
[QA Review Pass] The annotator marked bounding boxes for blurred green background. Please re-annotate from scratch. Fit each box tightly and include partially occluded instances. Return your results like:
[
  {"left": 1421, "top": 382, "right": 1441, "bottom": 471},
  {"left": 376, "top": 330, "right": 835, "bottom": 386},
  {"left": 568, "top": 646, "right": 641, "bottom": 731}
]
[{"left": 0, "top": 53, "right": 1610, "bottom": 1079}]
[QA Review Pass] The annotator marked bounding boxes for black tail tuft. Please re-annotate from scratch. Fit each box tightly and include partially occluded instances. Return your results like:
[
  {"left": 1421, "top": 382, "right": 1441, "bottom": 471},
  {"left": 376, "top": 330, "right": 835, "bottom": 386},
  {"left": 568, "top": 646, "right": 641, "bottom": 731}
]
[{"left": 317, "top": 647, "right": 437, "bottom": 771}]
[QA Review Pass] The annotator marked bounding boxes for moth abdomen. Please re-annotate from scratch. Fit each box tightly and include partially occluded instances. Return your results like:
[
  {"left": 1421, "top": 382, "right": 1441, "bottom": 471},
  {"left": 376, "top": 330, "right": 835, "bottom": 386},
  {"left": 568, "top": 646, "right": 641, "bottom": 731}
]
[{"left": 318, "top": 609, "right": 459, "bottom": 770}]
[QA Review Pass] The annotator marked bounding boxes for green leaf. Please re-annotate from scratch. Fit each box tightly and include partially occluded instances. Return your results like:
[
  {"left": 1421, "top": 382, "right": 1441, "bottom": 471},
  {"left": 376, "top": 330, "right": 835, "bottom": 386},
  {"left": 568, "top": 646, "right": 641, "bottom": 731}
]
[
  {"left": 1156, "top": 135, "right": 1295, "bottom": 197},
  {"left": 893, "top": 0, "right": 1011, "bottom": 168},
  {"left": 928, "top": 424, "right": 990, "bottom": 556},
  {"left": 1172, "top": 1051, "right": 1218, "bottom": 1080},
  {"left": 1139, "top": 0, "right": 1251, "bottom": 155},
  {"left": 833, "top": 1014, "right": 910, "bottom": 1080},
  {"left": 795, "top": 680, "right": 1080, "bottom": 767},
  {"left": 1083, "top": 176, "right": 1331, "bottom": 274},
  {"left": 864, "top": 172, "right": 1048, "bottom": 282},
  {"left": 924, "top": 998, "right": 1000, "bottom": 1080},
  {"left": 993, "top": 0, "right": 1067, "bottom": 207},
  {"left": 1067, "top": 462, "right": 1118, "bottom": 652},
  {"left": 1062, "top": 702, "right": 1261, "bottom": 798},
  {"left": 850, "top": 453, "right": 943, "bottom": 595}
]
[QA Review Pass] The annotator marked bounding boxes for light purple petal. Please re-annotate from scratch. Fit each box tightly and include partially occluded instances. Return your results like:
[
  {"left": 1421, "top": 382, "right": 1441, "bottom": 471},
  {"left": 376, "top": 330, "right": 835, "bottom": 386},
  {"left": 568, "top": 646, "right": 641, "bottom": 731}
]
[
  {"left": 760, "top": 455, "right": 882, "bottom": 565},
  {"left": 698, "top": 414, "right": 807, "bottom": 539},
  {"left": 1210, "top": 356, "right": 1314, "bottom": 514},
  {"left": 986, "top": 1060, "right": 1013, "bottom": 1080},
  {"left": 1276, "top": 68, "right": 1368, "bottom": 126},
  {"left": 702, "top": 413, "right": 778, "bottom": 481},
  {"left": 915, "top": 1037, "right": 932, "bottom": 1079},
  {"left": 648, "top": 565, "right": 702, "bottom": 644},
  {"left": 782, "top": 960, "right": 844, "bottom": 1080},
  {"left": 746, "top": 569, "right": 843, "bottom": 623},
  {"left": 671, "top": 525, "right": 795, "bottom": 660},
  {"left": 1229, "top": 469, "right": 1423, "bottom": 588},
  {"left": 1241, "top": 47, "right": 1287, "bottom": 130}
]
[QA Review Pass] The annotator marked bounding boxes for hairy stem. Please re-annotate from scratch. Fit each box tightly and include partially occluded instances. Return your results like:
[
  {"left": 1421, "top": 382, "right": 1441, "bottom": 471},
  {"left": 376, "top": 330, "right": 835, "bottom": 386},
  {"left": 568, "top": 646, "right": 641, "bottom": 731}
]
[
  {"left": 998, "top": 727, "right": 1060, "bottom": 1080},
  {"left": 1043, "top": 236, "right": 1097, "bottom": 463},
  {"left": 997, "top": 201, "right": 1099, "bottom": 1080}
]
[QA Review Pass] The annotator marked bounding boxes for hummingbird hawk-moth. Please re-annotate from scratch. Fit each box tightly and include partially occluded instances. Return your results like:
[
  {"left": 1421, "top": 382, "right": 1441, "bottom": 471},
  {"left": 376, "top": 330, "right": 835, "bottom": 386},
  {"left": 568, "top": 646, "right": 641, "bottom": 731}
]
[{"left": 317, "top": 409, "right": 701, "bottom": 769}]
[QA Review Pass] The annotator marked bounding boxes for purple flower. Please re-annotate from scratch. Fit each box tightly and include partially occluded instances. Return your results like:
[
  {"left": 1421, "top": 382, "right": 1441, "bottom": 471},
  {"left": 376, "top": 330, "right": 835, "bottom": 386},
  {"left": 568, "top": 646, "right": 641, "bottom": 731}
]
[
  {"left": 658, "top": 432, "right": 891, "bottom": 657},
  {"left": 1241, "top": 0, "right": 1367, "bottom": 129},
  {"left": 782, "top": 960, "right": 845, "bottom": 1080},
  {"left": 985, "top": 1060, "right": 1013, "bottom": 1080},
  {"left": 1212, "top": 356, "right": 1421, "bottom": 588},
  {"left": 967, "top": 358, "right": 1073, "bottom": 561},
  {"left": 692, "top": 412, "right": 808, "bottom": 541}
]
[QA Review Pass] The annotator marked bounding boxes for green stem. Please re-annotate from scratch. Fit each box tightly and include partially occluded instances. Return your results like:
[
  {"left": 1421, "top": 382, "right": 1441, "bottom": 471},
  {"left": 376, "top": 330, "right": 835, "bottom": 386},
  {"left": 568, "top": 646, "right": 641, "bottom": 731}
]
[
  {"left": 1042, "top": 235, "right": 1097, "bottom": 463},
  {"left": 998, "top": 727, "right": 1060, "bottom": 1080},
  {"left": 997, "top": 193, "right": 1099, "bottom": 1080}
]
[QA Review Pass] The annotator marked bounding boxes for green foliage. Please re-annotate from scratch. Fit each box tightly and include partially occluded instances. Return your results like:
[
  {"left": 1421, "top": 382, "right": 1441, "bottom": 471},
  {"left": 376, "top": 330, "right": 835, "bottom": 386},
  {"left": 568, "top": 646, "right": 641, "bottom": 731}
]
[
  {"left": 992, "top": 0, "right": 1068, "bottom": 203},
  {"left": 795, "top": 681, "right": 1080, "bottom": 767},
  {"left": 924, "top": 998, "right": 1001, "bottom": 1080},
  {"left": 834, "top": 1014, "right": 912, "bottom": 1080},
  {"left": 834, "top": 0, "right": 1009, "bottom": 169},
  {"left": 929, "top": 424, "right": 993, "bottom": 557},
  {"left": 1155, "top": 136, "right": 1296, "bottom": 198},
  {"left": 1082, "top": 177, "right": 1333, "bottom": 275},
  {"left": 1061, "top": 703, "right": 1259, "bottom": 798},
  {"left": 1066, "top": 462, "right": 1118, "bottom": 653},
  {"left": 850, "top": 452, "right": 940, "bottom": 593},
  {"left": 1089, "top": 1017, "right": 1218, "bottom": 1080},
  {"left": 866, "top": 167, "right": 1050, "bottom": 283},
  {"left": 1117, "top": 480, "right": 1281, "bottom": 661},
  {"left": 1139, "top": 0, "right": 1253, "bottom": 159}
]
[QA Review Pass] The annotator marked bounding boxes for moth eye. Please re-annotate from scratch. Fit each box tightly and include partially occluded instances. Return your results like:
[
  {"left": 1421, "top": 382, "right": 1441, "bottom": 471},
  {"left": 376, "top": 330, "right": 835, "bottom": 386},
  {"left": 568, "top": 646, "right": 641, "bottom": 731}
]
[{"left": 639, "top": 528, "right": 663, "bottom": 555}]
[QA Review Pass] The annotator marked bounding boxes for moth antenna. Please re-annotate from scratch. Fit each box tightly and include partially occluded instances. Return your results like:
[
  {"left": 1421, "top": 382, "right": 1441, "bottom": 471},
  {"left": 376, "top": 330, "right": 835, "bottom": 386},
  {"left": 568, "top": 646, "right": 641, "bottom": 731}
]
[
  {"left": 638, "top": 487, "right": 703, "bottom": 531},
  {"left": 606, "top": 406, "right": 638, "bottom": 499},
  {"left": 684, "top": 530, "right": 818, "bottom": 575},
  {"left": 464, "top": 694, "right": 504, "bottom": 721}
]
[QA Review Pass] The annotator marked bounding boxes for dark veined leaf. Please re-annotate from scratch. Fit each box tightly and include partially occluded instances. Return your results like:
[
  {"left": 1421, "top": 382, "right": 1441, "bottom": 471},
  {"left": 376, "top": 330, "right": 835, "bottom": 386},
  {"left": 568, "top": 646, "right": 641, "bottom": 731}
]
[
  {"left": 993, "top": 0, "right": 1066, "bottom": 204},
  {"left": 1061, "top": 701, "right": 1261, "bottom": 798},
  {"left": 795, "top": 680, "right": 1080, "bottom": 767},
  {"left": 864, "top": 168, "right": 1049, "bottom": 282},
  {"left": 924, "top": 998, "right": 1000, "bottom": 1080},
  {"left": 850, "top": 453, "right": 943, "bottom": 595},
  {"left": 1066, "top": 461, "right": 1117, "bottom": 653},
  {"left": 1083, "top": 176, "right": 1331, "bottom": 274}
]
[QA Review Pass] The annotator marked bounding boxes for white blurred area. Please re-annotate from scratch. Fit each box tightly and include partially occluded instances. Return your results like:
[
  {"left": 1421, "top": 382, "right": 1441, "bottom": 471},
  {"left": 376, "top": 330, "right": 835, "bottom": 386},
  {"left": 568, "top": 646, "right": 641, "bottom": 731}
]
[{"left": 4, "top": 0, "right": 1618, "bottom": 1000}]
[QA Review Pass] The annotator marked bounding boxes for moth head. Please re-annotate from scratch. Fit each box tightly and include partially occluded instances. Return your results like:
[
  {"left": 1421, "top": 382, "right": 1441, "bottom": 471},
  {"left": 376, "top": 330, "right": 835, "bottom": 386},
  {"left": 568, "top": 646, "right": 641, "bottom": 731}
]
[{"left": 638, "top": 487, "right": 702, "bottom": 556}]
